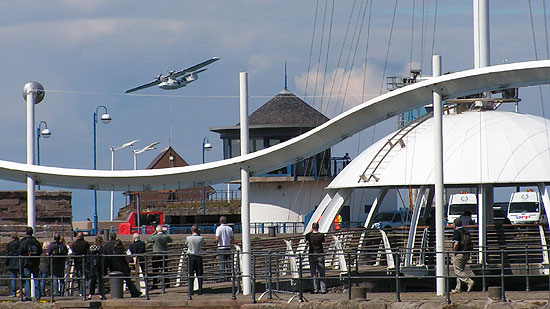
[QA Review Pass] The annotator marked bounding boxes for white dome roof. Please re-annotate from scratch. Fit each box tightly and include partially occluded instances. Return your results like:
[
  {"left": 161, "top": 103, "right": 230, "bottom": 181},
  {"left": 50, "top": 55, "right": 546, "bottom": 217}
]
[{"left": 328, "top": 110, "right": 550, "bottom": 189}]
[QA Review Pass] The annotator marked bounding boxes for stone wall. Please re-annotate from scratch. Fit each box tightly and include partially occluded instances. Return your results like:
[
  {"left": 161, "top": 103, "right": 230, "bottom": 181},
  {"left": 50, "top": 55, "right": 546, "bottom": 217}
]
[{"left": 0, "top": 191, "right": 72, "bottom": 238}]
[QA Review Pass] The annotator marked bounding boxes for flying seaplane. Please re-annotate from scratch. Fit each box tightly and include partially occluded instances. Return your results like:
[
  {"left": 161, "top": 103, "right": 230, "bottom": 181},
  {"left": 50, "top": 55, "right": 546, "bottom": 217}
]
[{"left": 124, "top": 57, "right": 220, "bottom": 93}]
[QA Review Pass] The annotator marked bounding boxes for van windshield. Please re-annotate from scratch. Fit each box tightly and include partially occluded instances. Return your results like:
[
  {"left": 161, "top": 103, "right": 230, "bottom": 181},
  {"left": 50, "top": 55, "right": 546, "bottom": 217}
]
[
  {"left": 374, "top": 213, "right": 393, "bottom": 222},
  {"left": 449, "top": 204, "right": 478, "bottom": 215},
  {"left": 509, "top": 202, "right": 539, "bottom": 213}
]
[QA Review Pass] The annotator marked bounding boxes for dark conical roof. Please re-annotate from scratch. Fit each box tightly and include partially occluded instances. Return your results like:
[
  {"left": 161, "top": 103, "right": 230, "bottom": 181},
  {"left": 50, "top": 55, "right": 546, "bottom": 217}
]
[{"left": 247, "top": 89, "right": 328, "bottom": 127}]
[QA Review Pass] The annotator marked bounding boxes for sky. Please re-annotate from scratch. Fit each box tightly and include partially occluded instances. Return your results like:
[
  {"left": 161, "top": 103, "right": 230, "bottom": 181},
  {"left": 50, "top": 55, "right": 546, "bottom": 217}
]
[{"left": 1, "top": 1, "right": 549, "bottom": 221}]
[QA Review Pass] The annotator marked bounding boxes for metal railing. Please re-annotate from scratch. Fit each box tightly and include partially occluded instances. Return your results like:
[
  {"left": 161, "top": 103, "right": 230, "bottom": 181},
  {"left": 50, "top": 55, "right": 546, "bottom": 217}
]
[{"left": 1, "top": 245, "right": 549, "bottom": 303}]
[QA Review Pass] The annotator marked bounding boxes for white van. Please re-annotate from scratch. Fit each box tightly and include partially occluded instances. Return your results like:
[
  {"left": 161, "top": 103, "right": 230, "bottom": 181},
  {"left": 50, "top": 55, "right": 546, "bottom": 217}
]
[
  {"left": 447, "top": 193, "right": 478, "bottom": 224},
  {"left": 507, "top": 191, "right": 543, "bottom": 224}
]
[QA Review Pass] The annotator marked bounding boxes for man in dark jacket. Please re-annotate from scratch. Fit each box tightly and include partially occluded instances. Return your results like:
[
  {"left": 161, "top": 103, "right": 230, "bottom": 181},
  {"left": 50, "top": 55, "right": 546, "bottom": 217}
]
[
  {"left": 46, "top": 233, "right": 68, "bottom": 296},
  {"left": 71, "top": 232, "right": 90, "bottom": 296},
  {"left": 107, "top": 239, "right": 141, "bottom": 297},
  {"left": 18, "top": 227, "right": 42, "bottom": 301},
  {"left": 5, "top": 232, "right": 20, "bottom": 297},
  {"left": 305, "top": 222, "right": 326, "bottom": 294},
  {"left": 129, "top": 233, "right": 146, "bottom": 276}
]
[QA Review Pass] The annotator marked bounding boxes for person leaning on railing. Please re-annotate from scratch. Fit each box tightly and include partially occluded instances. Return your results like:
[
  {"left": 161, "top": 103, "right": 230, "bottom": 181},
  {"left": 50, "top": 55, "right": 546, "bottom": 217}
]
[
  {"left": 215, "top": 216, "right": 234, "bottom": 282},
  {"left": 148, "top": 225, "right": 172, "bottom": 289},
  {"left": 305, "top": 222, "right": 327, "bottom": 294},
  {"left": 71, "top": 232, "right": 90, "bottom": 297}
]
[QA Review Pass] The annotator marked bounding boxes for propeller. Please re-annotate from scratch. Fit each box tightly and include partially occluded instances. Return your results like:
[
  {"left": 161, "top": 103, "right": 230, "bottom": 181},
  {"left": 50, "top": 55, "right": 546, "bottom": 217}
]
[
  {"left": 156, "top": 74, "right": 163, "bottom": 81},
  {"left": 167, "top": 70, "right": 176, "bottom": 78}
]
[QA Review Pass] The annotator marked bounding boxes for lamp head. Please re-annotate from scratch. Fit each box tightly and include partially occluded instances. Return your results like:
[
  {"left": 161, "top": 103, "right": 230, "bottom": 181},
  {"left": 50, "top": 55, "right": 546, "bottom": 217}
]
[
  {"left": 40, "top": 128, "right": 51, "bottom": 138},
  {"left": 100, "top": 113, "right": 112, "bottom": 124},
  {"left": 203, "top": 138, "right": 212, "bottom": 151}
]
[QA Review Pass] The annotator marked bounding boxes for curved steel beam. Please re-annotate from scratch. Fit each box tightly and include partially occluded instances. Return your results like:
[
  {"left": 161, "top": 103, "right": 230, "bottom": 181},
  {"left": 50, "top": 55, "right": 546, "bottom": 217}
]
[{"left": 1, "top": 60, "right": 550, "bottom": 191}]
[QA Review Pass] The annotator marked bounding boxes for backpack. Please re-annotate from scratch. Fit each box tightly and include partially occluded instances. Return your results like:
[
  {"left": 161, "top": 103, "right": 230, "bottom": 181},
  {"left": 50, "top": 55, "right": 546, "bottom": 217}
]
[
  {"left": 460, "top": 229, "right": 473, "bottom": 251},
  {"left": 26, "top": 237, "right": 41, "bottom": 256},
  {"left": 52, "top": 243, "right": 68, "bottom": 256}
]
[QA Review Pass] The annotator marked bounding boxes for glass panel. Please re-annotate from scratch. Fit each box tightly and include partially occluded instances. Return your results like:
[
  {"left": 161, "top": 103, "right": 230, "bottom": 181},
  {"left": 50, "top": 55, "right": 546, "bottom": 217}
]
[{"left": 231, "top": 139, "right": 240, "bottom": 157}]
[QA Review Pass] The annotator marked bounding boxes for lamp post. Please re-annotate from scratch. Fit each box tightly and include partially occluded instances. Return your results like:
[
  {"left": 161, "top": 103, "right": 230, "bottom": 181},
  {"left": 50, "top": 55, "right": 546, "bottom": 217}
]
[
  {"left": 93, "top": 105, "right": 111, "bottom": 235},
  {"left": 133, "top": 142, "right": 159, "bottom": 231},
  {"left": 133, "top": 142, "right": 159, "bottom": 170},
  {"left": 202, "top": 137, "right": 212, "bottom": 215},
  {"left": 36, "top": 121, "right": 51, "bottom": 190},
  {"left": 110, "top": 139, "right": 139, "bottom": 221}
]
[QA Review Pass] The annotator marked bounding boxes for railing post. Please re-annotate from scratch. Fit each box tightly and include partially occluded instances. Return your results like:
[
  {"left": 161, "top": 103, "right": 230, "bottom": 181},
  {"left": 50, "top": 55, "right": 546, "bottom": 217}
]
[
  {"left": 82, "top": 255, "right": 86, "bottom": 300},
  {"left": 50, "top": 255, "right": 54, "bottom": 303},
  {"left": 525, "top": 245, "right": 530, "bottom": 292},
  {"left": 500, "top": 249, "right": 506, "bottom": 302},
  {"left": 231, "top": 250, "right": 236, "bottom": 300},
  {"left": 298, "top": 253, "right": 304, "bottom": 302},
  {"left": 252, "top": 253, "right": 256, "bottom": 303},
  {"left": 347, "top": 253, "right": 352, "bottom": 300},
  {"left": 144, "top": 253, "right": 150, "bottom": 300},
  {"left": 394, "top": 250, "right": 401, "bottom": 302},
  {"left": 276, "top": 253, "right": 280, "bottom": 291},
  {"left": 445, "top": 251, "right": 451, "bottom": 304},
  {"left": 268, "top": 251, "right": 273, "bottom": 299},
  {"left": 161, "top": 254, "right": 166, "bottom": 294},
  {"left": 482, "top": 245, "right": 486, "bottom": 291},
  {"left": 187, "top": 253, "right": 192, "bottom": 300}
]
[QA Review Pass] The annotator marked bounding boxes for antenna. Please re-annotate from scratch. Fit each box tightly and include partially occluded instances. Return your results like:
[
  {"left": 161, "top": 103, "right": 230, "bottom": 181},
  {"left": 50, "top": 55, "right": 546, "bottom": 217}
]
[{"left": 284, "top": 62, "right": 288, "bottom": 90}]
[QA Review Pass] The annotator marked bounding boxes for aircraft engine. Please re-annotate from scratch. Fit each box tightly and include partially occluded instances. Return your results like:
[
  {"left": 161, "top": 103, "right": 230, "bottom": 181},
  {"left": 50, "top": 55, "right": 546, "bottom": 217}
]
[{"left": 186, "top": 73, "right": 198, "bottom": 82}]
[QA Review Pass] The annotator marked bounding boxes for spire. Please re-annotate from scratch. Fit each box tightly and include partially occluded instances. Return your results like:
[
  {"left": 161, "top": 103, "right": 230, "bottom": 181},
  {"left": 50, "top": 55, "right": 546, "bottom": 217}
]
[{"left": 284, "top": 62, "right": 288, "bottom": 90}]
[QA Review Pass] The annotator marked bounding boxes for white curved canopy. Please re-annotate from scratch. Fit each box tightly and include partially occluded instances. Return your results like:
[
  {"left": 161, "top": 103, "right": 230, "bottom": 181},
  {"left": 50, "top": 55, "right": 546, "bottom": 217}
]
[
  {"left": 1, "top": 60, "right": 550, "bottom": 191},
  {"left": 329, "top": 110, "right": 550, "bottom": 189}
]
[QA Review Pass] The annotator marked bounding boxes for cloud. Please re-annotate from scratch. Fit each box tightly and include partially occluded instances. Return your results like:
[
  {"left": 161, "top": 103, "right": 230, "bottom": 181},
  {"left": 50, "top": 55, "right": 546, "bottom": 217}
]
[{"left": 295, "top": 63, "right": 384, "bottom": 118}]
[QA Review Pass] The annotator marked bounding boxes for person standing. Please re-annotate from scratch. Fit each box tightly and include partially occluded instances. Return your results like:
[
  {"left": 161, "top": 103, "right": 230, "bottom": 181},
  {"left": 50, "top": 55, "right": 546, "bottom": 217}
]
[
  {"left": 451, "top": 218, "right": 475, "bottom": 293},
  {"left": 215, "top": 216, "right": 234, "bottom": 282},
  {"left": 71, "top": 232, "right": 90, "bottom": 297},
  {"left": 102, "top": 232, "right": 117, "bottom": 272},
  {"left": 5, "top": 232, "right": 20, "bottom": 297},
  {"left": 87, "top": 236, "right": 105, "bottom": 300},
  {"left": 38, "top": 242, "right": 50, "bottom": 298},
  {"left": 46, "top": 233, "right": 68, "bottom": 296},
  {"left": 129, "top": 233, "right": 146, "bottom": 276},
  {"left": 18, "top": 227, "right": 42, "bottom": 301},
  {"left": 107, "top": 239, "right": 141, "bottom": 297},
  {"left": 186, "top": 225, "right": 204, "bottom": 298},
  {"left": 305, "top": 222, "right": 326, "bottom": 294},
  {"left": 148, "top": 225, "right": 172, "bottom": 289}
]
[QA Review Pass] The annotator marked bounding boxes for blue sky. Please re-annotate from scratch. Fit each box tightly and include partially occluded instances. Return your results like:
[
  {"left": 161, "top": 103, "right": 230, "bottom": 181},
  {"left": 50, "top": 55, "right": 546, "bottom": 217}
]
[{"left": 0, "top": 1, "right": 549, "bottom": 221}]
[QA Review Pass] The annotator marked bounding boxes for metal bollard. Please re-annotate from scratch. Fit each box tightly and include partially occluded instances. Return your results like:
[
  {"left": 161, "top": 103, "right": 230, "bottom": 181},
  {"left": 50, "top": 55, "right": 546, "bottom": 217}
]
[{"left": 109, "top": 271, "right": 125, "bottom": 299}]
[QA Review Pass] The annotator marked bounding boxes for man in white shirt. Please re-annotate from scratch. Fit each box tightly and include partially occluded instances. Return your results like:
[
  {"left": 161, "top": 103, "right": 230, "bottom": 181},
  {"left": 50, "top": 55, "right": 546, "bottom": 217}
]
[
  {"left": 186, "top": 225, "right": 204, "bottom": 298},
  {"left": 215, "top": 216, "right": 234, "bottom": 281}
]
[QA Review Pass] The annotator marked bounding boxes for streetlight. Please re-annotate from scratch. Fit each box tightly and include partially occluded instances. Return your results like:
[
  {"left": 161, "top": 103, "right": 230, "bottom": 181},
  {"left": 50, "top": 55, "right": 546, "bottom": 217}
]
[
  {"left": 202, "top": 137, "right": 212, "bottom": 215},
  {"left": 133, "top": 142, "right": 159, "bottom": 170},
  {"left": 133, "top": 142, "right": 159, "bottom": 232},
  {"left": 37, "top": 121, "right": 51, "bottom": 190},
  {"left": 93, "top": 105, "right": 111, "bottom": 235},
  {"left": 110, "top": 139, "right": 139, "bottom": 221}
]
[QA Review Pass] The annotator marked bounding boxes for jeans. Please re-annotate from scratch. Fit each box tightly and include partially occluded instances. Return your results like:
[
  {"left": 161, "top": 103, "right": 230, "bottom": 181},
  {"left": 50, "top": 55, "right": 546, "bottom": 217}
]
[
  {"left": 38, "top": 271, "right": 48, "bottom": 297},
  {"left": 308, "top": 255, "right": 326, "bottom": 293},
  {"left": 53, "top": 274, "right": 65, "bottom": 296},
  {"left": 217, "top": 248, "right": 232, "bottom": 281},
  {"left": 74, "top": 264, "right": 86, "bottom": 296},
  {"left": 23, "top": 267, "right": 41, "bottom": 300},
  {"left": 9, "top": 270, "right": 18, "bottom": 296}
]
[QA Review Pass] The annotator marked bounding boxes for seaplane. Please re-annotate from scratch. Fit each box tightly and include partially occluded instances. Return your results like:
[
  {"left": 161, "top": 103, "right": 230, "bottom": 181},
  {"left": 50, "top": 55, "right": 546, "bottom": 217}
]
[{"left": 124, "top": 57, "right": 220, "bottom": 93}]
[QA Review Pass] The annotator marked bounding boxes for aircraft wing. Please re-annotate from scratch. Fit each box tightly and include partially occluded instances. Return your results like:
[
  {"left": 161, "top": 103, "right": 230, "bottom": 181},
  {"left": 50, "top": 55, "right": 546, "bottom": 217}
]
[
  {"left": 124, "top": 78, "right": 163, "bottom": 94},
  {"left": 171, "top": 57, "right": 220, "bottom": 79}
]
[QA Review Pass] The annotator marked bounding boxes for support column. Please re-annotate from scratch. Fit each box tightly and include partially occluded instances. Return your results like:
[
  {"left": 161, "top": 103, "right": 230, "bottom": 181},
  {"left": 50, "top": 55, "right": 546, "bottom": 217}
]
[
  {"left": 477, "top": 184, "right": 493, "bottom": 263},
  {"left": 432, "top": 55, "right": 446, "bottom": 296},
  {"left": 240, "top": 72, "right": 251, "bottom": 295}
]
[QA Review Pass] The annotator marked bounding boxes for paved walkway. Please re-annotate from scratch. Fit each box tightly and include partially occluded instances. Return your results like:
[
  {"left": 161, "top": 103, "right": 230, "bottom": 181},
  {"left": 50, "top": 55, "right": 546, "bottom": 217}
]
[{"left": 1, "top": 285, "right": 550, "bottom": 308}]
